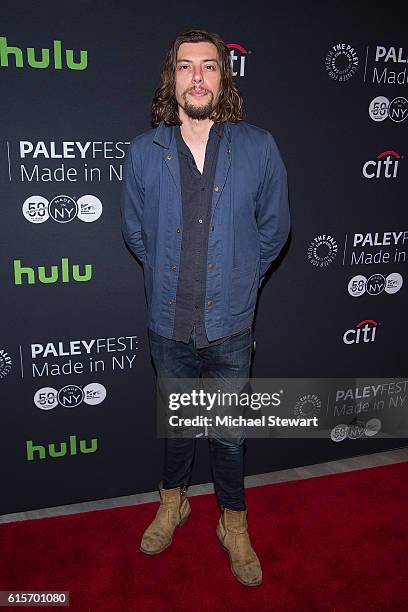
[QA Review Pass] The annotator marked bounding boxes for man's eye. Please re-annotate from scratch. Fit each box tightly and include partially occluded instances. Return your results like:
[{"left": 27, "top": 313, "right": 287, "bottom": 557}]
[
  {"left": 206, "top": 65, "right": 215, "bottom": 70},
  {"left": 179, "top": 65, "right": 190, "bottom": 70}
]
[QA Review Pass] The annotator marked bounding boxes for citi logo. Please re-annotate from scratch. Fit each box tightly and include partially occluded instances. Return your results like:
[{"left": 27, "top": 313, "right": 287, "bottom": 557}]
[
  {"left": 343, "top": 319, "right": 379, "bottom": 345},
  {"left": 227, "top": 43, "right": 250, "bottom": 77},
  {"left": 363, "top": 150, "right": 401, "bottom": 179},
  {"left": 0, "top": 36, "right": 87, "bottom": 70},
  {"left": 26, "top": 434, "right": 98, "bottom": 461},
  {"left": 13, "top": 258, "right": 93, "bottom": 285}
]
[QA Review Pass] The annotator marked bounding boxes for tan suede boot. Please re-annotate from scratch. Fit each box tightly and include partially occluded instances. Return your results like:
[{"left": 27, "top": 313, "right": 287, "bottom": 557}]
[
  {"left": 216, "top": 508, "right": 262, "bottom": 586},
  {"left": 140, "top": 484, "right": 191, "bottom": 555}
]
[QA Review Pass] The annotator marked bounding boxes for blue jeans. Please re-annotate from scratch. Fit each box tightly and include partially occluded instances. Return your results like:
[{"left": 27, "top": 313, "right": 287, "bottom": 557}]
[{"left": 148, "top": 326, "right": 253, "bottom": 511}]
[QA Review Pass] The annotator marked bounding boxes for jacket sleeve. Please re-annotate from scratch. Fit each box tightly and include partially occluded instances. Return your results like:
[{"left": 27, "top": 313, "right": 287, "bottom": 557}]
[
  {"left": 120, "top": 139, "right": 147, "bottom": 264},
  {"left": 255, "top": 132, "right": 290, "bottom": 287}
]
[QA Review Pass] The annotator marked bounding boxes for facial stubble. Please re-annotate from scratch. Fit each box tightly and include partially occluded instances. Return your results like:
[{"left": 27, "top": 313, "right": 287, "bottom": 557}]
[{"left": 181, "top": 89, "right": 216, "bottom": 120}]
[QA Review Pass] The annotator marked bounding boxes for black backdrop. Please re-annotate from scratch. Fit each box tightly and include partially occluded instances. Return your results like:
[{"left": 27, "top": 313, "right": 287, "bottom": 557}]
[{"left": 1, "top": 0, "right": 407, "bottom": 515}]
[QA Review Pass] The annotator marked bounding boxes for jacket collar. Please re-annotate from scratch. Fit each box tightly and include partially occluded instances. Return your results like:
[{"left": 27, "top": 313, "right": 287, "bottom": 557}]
[
  {"left": 157, "top": 120, "right": 232, "bottom": 222},
  {"left": 153, "top": 120, "right": 232, "bottom": 148}
]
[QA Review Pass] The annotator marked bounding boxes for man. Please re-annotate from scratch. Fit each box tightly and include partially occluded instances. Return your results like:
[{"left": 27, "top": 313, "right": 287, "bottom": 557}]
[{"left": 121, "top": 29, "right": 290, "bottom": 587}]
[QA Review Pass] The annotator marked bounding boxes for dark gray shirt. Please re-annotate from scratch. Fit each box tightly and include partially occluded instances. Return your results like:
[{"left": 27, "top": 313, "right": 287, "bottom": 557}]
[{"left": 172, "top": 122, "right": 250, "bottom": 349}]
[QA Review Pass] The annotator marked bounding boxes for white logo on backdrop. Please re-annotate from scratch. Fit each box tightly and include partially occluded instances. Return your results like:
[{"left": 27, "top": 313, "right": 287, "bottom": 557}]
[
  {"left": 362, "top": 150, "right": 401, "bottom": 179},
  {"left": 325, "top": 43, "right": 359, "bottom": 81},
  {"left": 368, "top": 96, "right": 408, "bottom": 122},
  {"left": 293, "top": 394, "right": 321, "bottom": 419},
  {"left": 307, "top": 235, "right": 338, "bottom": 267},
  {"left": 348, "top": 273, "right": 403, "bottom": 297},
  {"left": 330, "top": 418, "right": 381, "bottom": 442},
  {"left": 0, "top": 348, "right": 12, "bottom": 379},
  {"left": 34, "top": 382, "right": 107, "bottom": 409},
  {"left": 22, "top": 194, "right": 103, "bottom": 224}
]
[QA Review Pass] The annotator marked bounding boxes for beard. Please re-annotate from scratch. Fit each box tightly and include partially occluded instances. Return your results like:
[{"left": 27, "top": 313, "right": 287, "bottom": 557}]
[{"left": 181, "top": 89, "right": 215, "bottom": 120}]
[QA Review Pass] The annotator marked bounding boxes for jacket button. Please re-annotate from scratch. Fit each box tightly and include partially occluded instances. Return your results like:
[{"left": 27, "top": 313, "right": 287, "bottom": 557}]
[
  {"left": 166, "top": 154, "right": 172, "bottom": 160},
  {"left": 170, "top": 264, "right": 177, "bottom": 272},
  {"left": 208, "top": 263, "right": 214, "bottom": 269},
  {"left": 176, "top": 228, "right": 181, "bottom": 234},
  {"left": 207, "top": 299, "right": 213, "bottom": 306},
  {"left": 214, "top": 185, "right": 219, "bottom": 192}
]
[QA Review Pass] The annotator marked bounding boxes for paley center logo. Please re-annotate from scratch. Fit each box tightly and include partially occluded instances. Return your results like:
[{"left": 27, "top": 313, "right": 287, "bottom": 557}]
[
  {"left": 362, "top": 150, "right": 402, "bottom": 179},
  {"left": 22, "top": 194, "right": 103, "bottom": 224},
  {"left": 307, "top": 234, "right": 338, "bottom": 267},
  {"left": 293, "top": 394, "right": 321, "bottom": 419},
  {"left": 325, "top": 43, "right": 359, "bottom": 81},
  {"left": 0, "top": 348, "right": 12, "bottom": 379},
  {"left": 343, "top": 319, "right": 379, "bottom": 345},
  {"left": 348, "top": 273, "right": 403, "bottom": 297},
  {"left": 368, "top": 96, "right": 408, "bottom": 123},
  {"left": 227, "top": 43, "right": 251, "bottom": 77},
  {"left": 308, "top": 230, "right": 408, "bottom": 268},
  {"left": 13, "top": 258, "right": 93, "bottom": 285},
  {"left": 0, "top": 36, "right": 87, "bottom": 70},
  {"left": 326, "top": 43, "right": 408, "bottom": 87},
  {"left": 34, "top": 382, "right": 107, "bottom": 410}
]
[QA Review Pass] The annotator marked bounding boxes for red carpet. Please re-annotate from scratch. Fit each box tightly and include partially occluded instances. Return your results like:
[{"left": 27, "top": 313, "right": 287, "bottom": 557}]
[{"left": 1, "top": 461, "right": 408, "bottom": 611}]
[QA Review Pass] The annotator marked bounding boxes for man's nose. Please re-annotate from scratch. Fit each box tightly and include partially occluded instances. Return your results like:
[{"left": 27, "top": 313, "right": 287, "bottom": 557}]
[{"left": 192, "top": 67, "right": 204, "bottom": 83}]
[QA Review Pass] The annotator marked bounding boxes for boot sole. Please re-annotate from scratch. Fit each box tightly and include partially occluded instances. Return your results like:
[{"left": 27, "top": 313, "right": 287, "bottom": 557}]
[
  {"left": 216, "top": 529, "right": 262, "bottom": 587},
  {"left": 139, "top": 509, "right": 191, "bottom": 556}
]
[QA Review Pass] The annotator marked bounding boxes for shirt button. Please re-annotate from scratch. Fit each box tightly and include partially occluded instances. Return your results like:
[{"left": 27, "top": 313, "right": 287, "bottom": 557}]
[
  {"left": 211, "top": 226, "right": 214, "bottom": 231},
  {"left": 176, "top": 228, "right": 181, "bottom": 234},
  {"left": 166, "top": 154, "right": 172, "bottom": 160},
  {"left": 208, "top": 263, "right": 214, "bottom": 269},
  {"left": 198, "top": 218, "right": 203, "bottom": 224},
  {"left": 207, "top": 299, "right": 213, "bottom": 306},
  {"left": 214, "top": 185, "right": 219, "bottom": 192},
  {"left": 168, "top": 299, "right": 174, "bottom": 305},
  {"left": 170, "top": 264, "right": 177, "bottom": 272}
]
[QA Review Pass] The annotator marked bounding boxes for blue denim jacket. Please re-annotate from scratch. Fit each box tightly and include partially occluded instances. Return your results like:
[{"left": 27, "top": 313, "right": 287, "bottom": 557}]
[{"left": 121, "top": 120, "right": 290, "bottom": 342}]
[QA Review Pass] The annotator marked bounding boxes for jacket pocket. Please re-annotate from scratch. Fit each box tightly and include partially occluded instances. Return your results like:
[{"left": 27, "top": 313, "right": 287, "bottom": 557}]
[{"left": 229, "top": 260, "right": 260, "bottom": 316}]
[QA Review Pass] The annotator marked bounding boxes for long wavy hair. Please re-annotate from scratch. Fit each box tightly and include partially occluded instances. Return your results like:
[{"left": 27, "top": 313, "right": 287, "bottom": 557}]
[{"left": 151, "top": 29, "right": 245, "bottom": 126}]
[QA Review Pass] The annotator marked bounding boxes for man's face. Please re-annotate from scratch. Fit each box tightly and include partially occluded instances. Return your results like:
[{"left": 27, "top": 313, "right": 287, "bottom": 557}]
[{"left": 175, "top": 41, "right": 222, "bottom": 121}]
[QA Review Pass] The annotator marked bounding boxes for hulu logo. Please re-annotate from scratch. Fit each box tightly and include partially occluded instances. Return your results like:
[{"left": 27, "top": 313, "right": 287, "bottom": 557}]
[
  {"left": 0, "top": 36, "right": 87, "bottom": 70},
  {"left": 26, "top": 434, "right": 98, "bottom": 461},
  {"left": 14, "top": 258, "right": 93, "bottom": 285}
]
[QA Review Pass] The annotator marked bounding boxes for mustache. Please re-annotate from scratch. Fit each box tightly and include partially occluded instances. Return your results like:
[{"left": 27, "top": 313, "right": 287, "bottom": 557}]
[{"left": 183, "top": 87, "right": 212, "bottom": 95}]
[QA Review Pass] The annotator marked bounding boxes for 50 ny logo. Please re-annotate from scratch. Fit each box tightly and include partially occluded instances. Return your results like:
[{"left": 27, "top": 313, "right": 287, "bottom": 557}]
[
  {"left": 34, "top": 383, "right": 107, "bottom": 409},
  {"left": 22, "top": 194, "right": 102, "bottom": 224}
]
